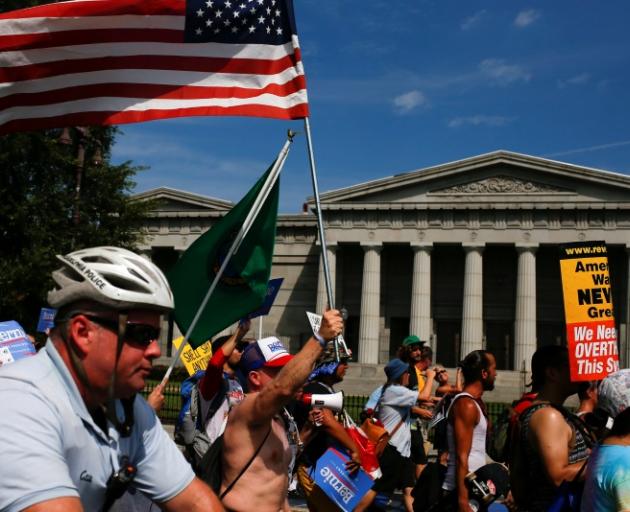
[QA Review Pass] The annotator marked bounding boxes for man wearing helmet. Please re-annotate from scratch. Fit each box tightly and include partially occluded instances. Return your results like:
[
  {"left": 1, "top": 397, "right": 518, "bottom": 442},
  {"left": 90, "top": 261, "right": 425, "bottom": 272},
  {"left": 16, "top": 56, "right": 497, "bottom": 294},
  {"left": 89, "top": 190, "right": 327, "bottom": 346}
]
[{"left": 0, "top": 247, "right": 223, "bottom": 512}]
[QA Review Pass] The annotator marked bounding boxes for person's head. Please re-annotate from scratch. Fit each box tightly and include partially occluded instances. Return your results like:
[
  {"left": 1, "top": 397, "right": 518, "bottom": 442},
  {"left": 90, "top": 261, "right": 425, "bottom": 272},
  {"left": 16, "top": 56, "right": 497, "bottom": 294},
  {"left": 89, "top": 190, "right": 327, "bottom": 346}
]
[
  {"left": 418, "top": 346, "right": 433, "bottom": 370},
  {"left": 307, "top": 339, "right": 351, "bottom": 384},
  {"left": 401, "top": 335, "right": 425, "bottom": 364},
  {"left": 459, "top": 350, "right": 496, "bottom": 391},
  {"left": 240, "top": 336, "right": 293, "bottom": 392},
  {"left": 384, "top": 358, "right": 410, "bottom": 386},
  {"left": 212, "top": 335, "right": 251, "bottom": 370},
  {"left": 577, "top": 380, "right": 598, "bottom": 405},
  {"left": 47, "top": 247, "right": 174, "bottom": 406},
  {"left": 435, "top": 367, "right": 449, "bottom": 385},
  {"left": 595, "top": 369, "right": 630, "bottom": 437},
  {"left": 530, "top": 344, "right": 577, "bottom": 398}
]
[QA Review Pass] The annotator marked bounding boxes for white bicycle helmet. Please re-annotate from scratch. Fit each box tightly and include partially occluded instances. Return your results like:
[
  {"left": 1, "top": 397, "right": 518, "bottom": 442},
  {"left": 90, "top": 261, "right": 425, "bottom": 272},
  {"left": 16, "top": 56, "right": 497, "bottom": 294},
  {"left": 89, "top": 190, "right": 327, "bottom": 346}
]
[{"left": 48, "top": 246, "right": 174, "bottom": 312}]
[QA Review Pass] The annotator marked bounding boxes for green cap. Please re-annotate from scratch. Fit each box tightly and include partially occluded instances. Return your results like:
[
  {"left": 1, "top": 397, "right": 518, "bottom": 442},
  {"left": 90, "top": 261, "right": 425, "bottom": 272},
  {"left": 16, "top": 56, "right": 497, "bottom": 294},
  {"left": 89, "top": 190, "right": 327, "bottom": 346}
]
[{"left": 403, "top": 335, "right": 425, "bottom": 347}]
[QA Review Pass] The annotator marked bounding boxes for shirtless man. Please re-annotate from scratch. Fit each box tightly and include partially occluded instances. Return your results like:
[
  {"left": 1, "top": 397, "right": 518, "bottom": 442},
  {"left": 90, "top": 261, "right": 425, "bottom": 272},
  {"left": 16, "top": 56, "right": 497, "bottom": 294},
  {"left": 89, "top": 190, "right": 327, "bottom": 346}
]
[{"left": 220, "top": 309, "right": 344, "bottom": 512}]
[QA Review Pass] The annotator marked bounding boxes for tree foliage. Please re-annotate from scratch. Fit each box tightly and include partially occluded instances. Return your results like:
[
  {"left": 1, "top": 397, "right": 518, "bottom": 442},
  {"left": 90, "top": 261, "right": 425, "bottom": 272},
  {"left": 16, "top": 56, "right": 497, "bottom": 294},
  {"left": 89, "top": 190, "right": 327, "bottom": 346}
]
[{"left": 0, "top": 127, "right": 154, "bottom": 333}]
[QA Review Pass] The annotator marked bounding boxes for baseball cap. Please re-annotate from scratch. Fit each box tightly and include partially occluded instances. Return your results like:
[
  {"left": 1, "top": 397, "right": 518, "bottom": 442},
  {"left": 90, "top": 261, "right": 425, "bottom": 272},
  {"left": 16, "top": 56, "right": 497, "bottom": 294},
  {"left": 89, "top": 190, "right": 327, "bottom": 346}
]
[
  {"left": 597, "top": 369, "right": 630, "bottom": 420},
  {"left": 403, "top": 335, "right": 425, "bottom": 347},
  {"left": 240, "top": 336, "right": 293, "bottom": 374},
  {"left": 384, "top": 358, "right": 409, "bottom": 381}
]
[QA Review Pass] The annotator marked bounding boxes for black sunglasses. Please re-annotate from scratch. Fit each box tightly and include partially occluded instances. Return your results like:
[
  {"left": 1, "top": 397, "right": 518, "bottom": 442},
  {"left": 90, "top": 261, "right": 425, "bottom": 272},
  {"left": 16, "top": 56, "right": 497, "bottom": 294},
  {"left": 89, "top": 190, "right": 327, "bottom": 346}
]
[{"left": 87, "top": 315, "right": 160, "bottom": 347}]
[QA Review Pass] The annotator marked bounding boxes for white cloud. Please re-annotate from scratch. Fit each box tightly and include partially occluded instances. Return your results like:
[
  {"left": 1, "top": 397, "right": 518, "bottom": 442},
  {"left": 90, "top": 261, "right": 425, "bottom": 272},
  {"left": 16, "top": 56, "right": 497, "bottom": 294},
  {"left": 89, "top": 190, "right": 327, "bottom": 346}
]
[
  {"left": 448, "top": 115, "right": 514, "bottom": 128},
  {"left": 545, "top": 139, "right": 630, "bottom": 158},
  {"left": 461, "top": 10, "right": 486, "bottom": 31},
  {"left": 392, "top": 90, "right": 427, "bottom": 113},
  {"left": 479, "top": 58, "right": 531, "bottom": 86},
  {"left": 514, "top": 9, "right": 541, "bottom": 27},
  {"left": 557, "top": 73, "right": 591, "bottom": 88}
]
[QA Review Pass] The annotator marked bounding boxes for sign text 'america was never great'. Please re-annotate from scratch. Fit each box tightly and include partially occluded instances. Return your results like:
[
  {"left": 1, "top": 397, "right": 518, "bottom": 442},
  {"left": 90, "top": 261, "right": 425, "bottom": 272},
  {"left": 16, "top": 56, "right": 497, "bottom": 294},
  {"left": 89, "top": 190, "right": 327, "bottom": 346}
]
[{"left": 559, "top": 241, "right": 619, "bottom": 381}]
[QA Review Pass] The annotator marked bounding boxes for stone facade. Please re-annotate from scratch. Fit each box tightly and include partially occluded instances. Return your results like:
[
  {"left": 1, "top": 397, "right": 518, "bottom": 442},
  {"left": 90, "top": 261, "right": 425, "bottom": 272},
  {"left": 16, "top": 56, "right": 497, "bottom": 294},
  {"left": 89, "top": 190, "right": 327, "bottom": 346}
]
[{"left": 135, "top": 151, "right": 630, "bottom": 403}]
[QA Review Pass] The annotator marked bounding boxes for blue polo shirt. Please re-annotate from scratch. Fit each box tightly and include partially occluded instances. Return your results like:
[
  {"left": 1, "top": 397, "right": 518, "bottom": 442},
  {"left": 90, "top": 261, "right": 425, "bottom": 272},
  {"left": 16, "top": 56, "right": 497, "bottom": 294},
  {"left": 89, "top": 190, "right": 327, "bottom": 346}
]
[{"left": 0, "top": 340, "right": 194, "bottom": 511}]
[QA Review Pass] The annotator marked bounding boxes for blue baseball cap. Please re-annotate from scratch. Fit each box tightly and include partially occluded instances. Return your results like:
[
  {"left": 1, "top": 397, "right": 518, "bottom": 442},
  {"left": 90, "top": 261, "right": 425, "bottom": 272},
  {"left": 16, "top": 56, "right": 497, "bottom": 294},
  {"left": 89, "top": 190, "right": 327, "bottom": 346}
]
[
  {"left": 384, "top": 358, "right": 409, "bottom": 381},
  {"left": 240, "top": 336, "right": 293, "bottom": 374}
]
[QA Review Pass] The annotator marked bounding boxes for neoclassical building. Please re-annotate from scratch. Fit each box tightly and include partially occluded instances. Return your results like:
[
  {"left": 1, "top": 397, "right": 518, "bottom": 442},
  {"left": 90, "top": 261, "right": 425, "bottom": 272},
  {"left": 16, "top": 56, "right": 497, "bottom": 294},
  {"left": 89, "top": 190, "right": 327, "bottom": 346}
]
[{"left": 136, "top": 151, "right": 630, "bottom": 401}]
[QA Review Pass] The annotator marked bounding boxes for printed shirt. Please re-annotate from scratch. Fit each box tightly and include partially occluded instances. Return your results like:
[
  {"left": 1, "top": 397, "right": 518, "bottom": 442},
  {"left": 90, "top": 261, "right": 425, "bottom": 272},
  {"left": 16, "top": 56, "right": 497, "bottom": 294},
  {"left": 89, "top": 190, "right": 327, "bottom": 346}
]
[
  {"left": 581, "top": 443, "right": 630, "bottom": 512},
  {"left": 0, "top": 341, "right": 194, "bottom": 512}
]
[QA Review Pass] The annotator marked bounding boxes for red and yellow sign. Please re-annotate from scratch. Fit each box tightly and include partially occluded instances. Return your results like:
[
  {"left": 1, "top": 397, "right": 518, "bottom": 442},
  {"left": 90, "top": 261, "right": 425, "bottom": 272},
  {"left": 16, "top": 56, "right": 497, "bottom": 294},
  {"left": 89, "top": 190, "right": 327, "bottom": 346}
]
[{"left": 559, "top": 241, "right": 620, "bottom": 381}]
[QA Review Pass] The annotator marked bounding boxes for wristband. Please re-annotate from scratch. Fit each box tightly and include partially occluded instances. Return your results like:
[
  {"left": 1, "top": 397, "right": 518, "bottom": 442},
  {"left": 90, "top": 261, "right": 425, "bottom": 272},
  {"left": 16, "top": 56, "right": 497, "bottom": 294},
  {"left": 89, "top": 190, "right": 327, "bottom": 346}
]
[{"left": 313, "top": 332, "right": 327, "bottom": 348}]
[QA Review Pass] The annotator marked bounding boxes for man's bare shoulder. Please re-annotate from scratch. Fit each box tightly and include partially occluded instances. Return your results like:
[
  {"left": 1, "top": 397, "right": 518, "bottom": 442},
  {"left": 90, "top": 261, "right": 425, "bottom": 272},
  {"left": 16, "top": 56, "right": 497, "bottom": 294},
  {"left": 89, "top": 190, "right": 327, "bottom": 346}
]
[{"left": 529, "top": 405, "right": 570, "bottom": 437}]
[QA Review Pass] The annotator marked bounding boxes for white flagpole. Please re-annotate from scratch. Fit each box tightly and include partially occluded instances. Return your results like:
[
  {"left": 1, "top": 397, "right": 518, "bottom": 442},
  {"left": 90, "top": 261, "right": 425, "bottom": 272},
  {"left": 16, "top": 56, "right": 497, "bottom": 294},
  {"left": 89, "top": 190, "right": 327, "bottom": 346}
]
[
  {"left": 303, "top": 117, "right": 339, "bottom": 360},
  {"left": 161, "top": 132, "right": 295, "bottom": 384}
]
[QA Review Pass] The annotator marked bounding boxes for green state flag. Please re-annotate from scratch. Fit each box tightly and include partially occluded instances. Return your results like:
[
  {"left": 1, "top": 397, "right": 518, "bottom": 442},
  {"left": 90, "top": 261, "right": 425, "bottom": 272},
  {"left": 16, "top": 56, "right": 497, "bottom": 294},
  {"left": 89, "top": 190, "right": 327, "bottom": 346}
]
[{"left": 168, "top": 164, "right": 279, "bottom": 348}]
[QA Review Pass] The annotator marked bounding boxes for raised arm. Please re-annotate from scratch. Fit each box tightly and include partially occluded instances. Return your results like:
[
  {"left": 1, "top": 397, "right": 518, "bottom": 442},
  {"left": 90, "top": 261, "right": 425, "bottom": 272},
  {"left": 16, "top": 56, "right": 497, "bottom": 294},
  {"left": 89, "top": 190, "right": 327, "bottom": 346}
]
[
  {"left": 417, "top": 367, "right": 436, "bottom": 401},
  {"left": 249, "top": 310, "right": 344, "bottom": 426},
  {"left": 198, "top": 320, "right": 250, "bottom": 400}
]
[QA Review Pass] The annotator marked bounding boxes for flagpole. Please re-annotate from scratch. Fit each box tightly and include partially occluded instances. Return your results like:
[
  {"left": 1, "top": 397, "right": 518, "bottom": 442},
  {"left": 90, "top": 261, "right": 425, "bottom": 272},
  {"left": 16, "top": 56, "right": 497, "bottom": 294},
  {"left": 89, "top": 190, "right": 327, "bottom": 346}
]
[
  {"left": 303, "top": 117, "right": 339, "bottom": 361},
  {"left": 161, "top": 133, "right": 295, "bottom": 384}
]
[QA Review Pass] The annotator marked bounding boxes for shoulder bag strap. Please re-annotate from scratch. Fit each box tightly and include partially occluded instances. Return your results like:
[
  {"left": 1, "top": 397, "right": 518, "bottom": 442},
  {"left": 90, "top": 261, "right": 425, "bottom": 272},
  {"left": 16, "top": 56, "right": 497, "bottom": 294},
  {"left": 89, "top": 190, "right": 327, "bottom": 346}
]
[
  {"left": 388, "top": 410, "right": 409, "bottom": 438},
  {"left": 219, "top": 425, "right": 272, "bottom": 500}
]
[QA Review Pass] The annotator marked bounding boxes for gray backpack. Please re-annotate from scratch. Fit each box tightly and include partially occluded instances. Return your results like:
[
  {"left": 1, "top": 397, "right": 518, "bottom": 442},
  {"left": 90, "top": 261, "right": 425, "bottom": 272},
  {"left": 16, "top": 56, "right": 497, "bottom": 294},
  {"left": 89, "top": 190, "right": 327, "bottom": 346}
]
[{"left": 181, "top": 379, "right": 228, "bottom": 472}]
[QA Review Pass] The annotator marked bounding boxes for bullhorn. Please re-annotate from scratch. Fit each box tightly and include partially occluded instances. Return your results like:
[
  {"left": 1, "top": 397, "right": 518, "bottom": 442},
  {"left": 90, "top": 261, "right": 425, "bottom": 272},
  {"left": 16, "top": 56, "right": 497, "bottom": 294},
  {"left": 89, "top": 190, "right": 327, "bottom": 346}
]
[{"left": 301, "top": 391, "right": 344, "bottom": 412}]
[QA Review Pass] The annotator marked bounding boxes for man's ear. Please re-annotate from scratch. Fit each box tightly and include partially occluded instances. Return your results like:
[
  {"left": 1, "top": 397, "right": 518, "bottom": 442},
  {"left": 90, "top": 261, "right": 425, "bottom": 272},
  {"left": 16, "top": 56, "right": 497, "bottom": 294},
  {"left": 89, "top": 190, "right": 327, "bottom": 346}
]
[
  {"left": 66, "top": 315, "right": 94, "bottom": 357},
  {"left": 248, "top": 370, "right": 260, "bottom": 389}
]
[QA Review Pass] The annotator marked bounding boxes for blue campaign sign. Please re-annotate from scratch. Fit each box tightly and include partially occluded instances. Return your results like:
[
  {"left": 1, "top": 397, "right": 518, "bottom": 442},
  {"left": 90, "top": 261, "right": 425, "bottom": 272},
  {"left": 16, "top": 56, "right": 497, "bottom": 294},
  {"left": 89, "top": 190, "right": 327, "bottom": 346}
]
[
  {"left": 37, "top": 307, "right": 57, "bottom": 333},
  {"left": 247, "top": 278, "right": 284, "bottom": 319},
  {"left": 313, "top": 448, "right": 374, "bottom": 512},
  {"left": 0, "top": 320, "right": 36, "bottom": 366}
]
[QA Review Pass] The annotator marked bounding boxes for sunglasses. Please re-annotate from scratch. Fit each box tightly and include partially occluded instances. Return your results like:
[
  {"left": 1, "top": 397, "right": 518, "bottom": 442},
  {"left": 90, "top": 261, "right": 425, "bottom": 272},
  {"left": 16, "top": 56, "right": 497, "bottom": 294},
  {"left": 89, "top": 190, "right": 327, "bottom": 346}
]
[{"left": 87, "top": 315, "right": 160, "bottom": 348}]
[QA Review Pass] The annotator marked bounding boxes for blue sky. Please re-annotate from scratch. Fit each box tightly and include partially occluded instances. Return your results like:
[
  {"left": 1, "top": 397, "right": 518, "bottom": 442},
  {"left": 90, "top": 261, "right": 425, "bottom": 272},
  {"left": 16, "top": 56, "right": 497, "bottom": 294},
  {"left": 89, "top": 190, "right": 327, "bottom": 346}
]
[{"left": 111, "top": 1, "right": 630, "bottom": 213}]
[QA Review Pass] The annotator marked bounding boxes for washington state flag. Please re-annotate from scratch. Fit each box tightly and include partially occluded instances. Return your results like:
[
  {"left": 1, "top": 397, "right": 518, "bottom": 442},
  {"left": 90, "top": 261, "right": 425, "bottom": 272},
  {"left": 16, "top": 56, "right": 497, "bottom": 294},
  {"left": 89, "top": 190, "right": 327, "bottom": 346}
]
[{"left": 168, "top": 164, "right": 279, "bottom": 348}]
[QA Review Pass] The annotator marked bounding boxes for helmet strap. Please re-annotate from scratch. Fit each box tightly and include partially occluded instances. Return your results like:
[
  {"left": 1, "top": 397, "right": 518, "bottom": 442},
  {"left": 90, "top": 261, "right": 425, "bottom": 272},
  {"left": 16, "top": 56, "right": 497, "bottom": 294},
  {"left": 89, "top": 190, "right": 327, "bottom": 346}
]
[{"left": 102, "top": 312, "right": 135, "bottom": 437}]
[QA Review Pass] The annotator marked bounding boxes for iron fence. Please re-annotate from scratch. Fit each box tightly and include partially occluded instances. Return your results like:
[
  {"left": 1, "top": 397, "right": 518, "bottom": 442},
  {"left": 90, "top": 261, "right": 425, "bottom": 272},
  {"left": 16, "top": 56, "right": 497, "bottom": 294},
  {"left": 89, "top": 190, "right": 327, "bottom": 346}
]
[{"left": 141, "top": 382, "right": 512, "bottom": 427}]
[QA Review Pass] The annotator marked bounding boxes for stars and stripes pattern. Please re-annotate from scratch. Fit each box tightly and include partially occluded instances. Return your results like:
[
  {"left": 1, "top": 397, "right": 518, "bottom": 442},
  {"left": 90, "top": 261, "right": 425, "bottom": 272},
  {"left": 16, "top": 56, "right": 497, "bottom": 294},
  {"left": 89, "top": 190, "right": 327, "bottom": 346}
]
[{"left": 0, "top": 0, "right": 308, "bottom": 134}]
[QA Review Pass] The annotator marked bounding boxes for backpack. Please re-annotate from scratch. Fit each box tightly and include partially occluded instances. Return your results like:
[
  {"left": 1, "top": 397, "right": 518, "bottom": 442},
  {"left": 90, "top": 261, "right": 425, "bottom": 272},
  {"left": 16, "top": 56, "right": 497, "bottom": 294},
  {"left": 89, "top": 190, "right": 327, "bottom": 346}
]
[
  {"left": 488, "top": 393, "right": 536, "bottom": 463},
  {"left": 174, "top": 370, "right": 205, "bottom": 446},
  {"left": 429, "top": 394, "right": 454, "bottom": 453},
  {"left": 175, "top": 371, "right": 229, "bottom": 473}
]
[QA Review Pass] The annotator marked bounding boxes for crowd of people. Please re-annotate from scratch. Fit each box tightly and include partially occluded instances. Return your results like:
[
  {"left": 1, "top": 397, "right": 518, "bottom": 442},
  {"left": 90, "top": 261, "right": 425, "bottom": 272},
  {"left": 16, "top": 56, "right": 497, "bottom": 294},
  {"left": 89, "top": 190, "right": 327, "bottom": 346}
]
[{"left": 0, "top": 245, "right": 629, "bottom": 512}]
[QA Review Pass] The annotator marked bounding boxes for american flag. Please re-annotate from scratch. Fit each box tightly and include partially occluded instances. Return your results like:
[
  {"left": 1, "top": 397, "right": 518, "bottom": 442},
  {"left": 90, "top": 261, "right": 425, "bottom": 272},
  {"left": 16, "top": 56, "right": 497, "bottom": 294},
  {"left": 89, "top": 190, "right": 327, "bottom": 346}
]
[{"left": 0, "top": 0, "right": 308, "bottom": 134}]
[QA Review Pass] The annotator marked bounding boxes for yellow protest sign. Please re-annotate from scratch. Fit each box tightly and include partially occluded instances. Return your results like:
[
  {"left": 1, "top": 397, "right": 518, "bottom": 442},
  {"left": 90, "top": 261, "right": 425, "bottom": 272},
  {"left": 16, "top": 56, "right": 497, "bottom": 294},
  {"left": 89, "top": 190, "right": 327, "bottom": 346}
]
[
  {"left": 172, "top": 336, "right": 212, "bottom": 376},
  {"left": 559, "top": 241, "right": 619, "bottom": 382}
]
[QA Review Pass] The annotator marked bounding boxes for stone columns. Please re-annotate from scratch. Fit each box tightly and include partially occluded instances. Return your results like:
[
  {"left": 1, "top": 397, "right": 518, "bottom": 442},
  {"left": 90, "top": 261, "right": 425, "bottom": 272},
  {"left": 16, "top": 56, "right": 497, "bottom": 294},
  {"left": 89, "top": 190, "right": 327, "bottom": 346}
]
[
  {"left": 410, "top": 244, "right": 432, "bottom": 345},
  {"left": 358, "top": 244, "right": 382, "bottom": 364},
  {"left": 461, "top": 244, "right": 484, "bottom": 358},
  {"left": 315, "top": 243, "right": 337, "bottom": 313},
  {"left": 514, "top": 245, "right": 538, "bottom": 372}
]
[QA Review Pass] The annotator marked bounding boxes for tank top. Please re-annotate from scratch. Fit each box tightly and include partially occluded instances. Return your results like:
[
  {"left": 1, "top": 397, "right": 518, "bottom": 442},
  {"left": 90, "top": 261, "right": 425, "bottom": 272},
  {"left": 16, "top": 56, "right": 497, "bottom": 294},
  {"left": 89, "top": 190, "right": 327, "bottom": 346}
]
[
  {"left": 442, "top": 392, "right": 488, "bottom": 491},
  {"left": 517, "top": 402, "right": 590, "bottom": 511}
]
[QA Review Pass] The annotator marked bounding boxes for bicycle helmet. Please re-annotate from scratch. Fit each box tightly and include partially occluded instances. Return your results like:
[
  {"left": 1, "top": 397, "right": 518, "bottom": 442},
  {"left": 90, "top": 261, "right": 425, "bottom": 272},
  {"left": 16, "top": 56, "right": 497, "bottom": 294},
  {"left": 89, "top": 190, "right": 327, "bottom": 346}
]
[{"left": 48, "top": 246, "right": 174, "bottom": 312}]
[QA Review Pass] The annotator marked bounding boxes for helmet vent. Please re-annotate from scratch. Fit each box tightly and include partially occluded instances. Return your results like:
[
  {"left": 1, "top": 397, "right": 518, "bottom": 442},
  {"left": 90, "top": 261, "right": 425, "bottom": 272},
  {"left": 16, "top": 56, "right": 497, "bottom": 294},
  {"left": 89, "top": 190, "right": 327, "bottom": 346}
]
[
  {"left": 106, "top": 274, "right": 149, "bottom": 293},
  {"left": 128, "top": 267, "right": 150, "bottom": 285}
]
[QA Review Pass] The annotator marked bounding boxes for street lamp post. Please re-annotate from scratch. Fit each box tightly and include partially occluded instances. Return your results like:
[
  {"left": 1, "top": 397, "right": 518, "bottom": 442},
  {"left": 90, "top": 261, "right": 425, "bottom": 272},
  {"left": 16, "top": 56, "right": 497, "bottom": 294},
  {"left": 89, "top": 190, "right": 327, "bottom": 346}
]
[{"left": 59, "top": 126, "right": 102, "bottom": 227}]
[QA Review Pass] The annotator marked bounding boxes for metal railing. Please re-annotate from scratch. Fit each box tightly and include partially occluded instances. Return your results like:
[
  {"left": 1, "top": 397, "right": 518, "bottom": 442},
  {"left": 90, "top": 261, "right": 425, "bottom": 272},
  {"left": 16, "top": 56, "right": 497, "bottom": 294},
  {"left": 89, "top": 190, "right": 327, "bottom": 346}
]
[{"left": 141, "top": 382, "right": 512, "bottom": 427}]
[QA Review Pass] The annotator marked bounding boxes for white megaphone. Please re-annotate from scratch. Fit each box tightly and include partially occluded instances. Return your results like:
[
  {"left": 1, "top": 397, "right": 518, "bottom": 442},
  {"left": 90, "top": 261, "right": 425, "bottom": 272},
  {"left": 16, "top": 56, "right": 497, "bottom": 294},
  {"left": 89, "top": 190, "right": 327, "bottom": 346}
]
[{"left": 301, "top": 391, "right": 344, "bottom": 413}]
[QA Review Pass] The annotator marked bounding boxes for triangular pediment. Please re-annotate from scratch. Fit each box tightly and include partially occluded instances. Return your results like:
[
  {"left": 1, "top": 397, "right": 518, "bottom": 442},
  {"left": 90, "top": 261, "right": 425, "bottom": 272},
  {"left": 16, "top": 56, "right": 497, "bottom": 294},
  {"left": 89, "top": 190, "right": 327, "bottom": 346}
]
[
  {"left": 431, "top": 175, "right": 569, "bottom": 194},
  {"left": 132, "top": 187, "right": 233, "bottom": 213},
  {"left": 312, "top": 151, "right": 630, "bottom": 206}
]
